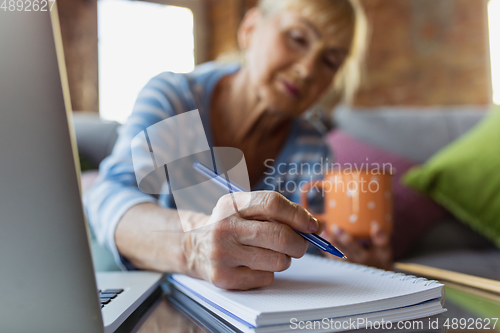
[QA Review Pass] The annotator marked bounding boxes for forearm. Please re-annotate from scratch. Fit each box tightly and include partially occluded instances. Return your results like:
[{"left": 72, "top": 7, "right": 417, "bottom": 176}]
[{"left": 114, "top": 202, "right": 208, "bottom": 276}]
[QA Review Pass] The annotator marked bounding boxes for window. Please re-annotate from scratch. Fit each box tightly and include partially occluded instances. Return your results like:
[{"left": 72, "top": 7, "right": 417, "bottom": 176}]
[
  {"left": 98, "top": 0, "right": 196, "bottom": 123},
  {"left": 489, "top": 0, "right": 500, "bottom": 104}
]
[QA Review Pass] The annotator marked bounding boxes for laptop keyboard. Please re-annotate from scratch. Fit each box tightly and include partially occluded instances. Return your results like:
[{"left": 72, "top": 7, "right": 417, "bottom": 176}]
[{"left": 99, "top": 288, "right": 124, "bottom": 308}]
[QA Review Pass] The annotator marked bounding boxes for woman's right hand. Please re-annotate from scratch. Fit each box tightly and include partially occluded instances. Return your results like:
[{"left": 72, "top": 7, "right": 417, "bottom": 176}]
[{"left": 183, "top": 191, "right": 322, "bottom": 290}]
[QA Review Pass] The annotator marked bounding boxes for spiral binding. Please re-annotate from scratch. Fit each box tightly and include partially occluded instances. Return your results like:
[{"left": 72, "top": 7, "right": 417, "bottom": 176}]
[{"left": 308, "top": 254, "right": 441, "bottom": 287}]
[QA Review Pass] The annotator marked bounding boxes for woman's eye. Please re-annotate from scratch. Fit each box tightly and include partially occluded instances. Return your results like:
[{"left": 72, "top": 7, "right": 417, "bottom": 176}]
[
  {"left": 324, "top": 58, "right": 340, "bottom": 70},
  {"left": 288, "top": 31, "right": 308, "bottom": 47},
  {"left": 324, "top": 53, "right": 345, "bottom": 70},
  {"left": 293, "top": 36, "right": 307, "bottom": 46}
]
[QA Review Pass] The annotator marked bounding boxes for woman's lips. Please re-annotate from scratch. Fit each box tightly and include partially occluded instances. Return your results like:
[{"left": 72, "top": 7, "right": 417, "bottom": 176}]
[{"left": 280, "top": 79, "right": 301, "bottom": 99}]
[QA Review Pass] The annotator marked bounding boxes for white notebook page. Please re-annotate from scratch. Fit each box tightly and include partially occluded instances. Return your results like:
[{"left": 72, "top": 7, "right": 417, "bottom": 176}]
[{"left": 171, "top": 255, "right": 443, "bottom": 325}]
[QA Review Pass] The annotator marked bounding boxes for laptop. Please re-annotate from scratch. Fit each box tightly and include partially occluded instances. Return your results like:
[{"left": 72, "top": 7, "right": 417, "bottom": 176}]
[{"left": 0, "top": 8, "right": 163, "bottom": 333}]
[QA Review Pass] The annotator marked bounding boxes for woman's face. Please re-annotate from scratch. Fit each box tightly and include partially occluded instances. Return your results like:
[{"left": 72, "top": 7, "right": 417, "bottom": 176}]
[{"left": 241, "top": 8, "right": 352, "bottom": 116}]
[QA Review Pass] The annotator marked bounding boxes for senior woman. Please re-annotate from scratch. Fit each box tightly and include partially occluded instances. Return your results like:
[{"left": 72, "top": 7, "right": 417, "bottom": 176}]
[{"left": 86, "top": 0, "right": 391, "bottom": 290}]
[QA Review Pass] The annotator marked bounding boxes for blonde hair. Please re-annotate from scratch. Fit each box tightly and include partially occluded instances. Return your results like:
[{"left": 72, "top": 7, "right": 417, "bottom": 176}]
[{"left": 220, "top": 0, "right": 368, "bottom": 105}]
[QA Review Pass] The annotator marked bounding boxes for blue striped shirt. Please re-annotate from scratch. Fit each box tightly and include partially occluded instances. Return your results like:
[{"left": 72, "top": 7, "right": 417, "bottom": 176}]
[{"left": 84, "top": 62, "right": 332, "bottom": 269}]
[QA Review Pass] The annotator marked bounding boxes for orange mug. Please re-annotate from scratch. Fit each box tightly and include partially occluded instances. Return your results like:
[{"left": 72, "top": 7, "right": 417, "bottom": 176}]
[{"left": 300, "top": 170, "right": 393, "bottom": 239}]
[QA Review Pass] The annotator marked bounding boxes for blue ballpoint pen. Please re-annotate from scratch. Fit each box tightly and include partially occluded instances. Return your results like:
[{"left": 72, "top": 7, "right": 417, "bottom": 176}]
[{"left": 193, "top": 161, "right": 347, "bottom": 260}]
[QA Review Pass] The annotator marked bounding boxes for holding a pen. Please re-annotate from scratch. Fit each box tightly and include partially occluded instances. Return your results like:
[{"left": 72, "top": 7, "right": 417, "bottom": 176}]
[{"left": 193, "top": 162, "right": 347, "bottom": 260}]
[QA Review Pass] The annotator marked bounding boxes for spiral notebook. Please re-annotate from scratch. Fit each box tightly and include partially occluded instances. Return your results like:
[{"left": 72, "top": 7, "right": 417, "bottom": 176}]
[{"left": 169, "top": 255, "right": 446, "bottom": 332}]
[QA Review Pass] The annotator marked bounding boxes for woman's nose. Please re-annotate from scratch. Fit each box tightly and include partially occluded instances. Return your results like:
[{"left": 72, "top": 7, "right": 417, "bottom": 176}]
[{"left": 293, "top": 53, "right": 320, "bottom": 81}]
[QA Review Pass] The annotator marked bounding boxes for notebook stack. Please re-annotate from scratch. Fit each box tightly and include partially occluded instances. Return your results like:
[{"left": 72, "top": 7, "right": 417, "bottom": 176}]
[{"left": 168, "top": 255, "right": 446, "bottom": 333}]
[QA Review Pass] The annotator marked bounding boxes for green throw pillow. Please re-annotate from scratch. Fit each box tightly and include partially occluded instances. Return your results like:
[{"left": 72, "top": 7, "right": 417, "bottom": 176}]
[{"left": 403, "top": 106, "right": 500, "bottom": 246}]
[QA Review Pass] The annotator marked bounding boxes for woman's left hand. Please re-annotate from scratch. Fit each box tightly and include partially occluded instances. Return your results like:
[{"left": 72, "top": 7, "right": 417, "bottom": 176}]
[{"left": 320, "top": 223, "right": 393, "bottom": 270}]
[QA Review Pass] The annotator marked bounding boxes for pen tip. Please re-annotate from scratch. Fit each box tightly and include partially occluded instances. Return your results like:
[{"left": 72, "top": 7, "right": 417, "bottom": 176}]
[{"left": 342, "top": 255, "right": 347, "bottom": 260}]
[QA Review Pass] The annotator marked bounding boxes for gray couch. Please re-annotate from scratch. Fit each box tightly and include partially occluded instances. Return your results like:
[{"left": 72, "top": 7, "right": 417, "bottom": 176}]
[
  {"left": 333, "top": 106, "right": 499, "bottom": 280},
  {"left": 74, "top": 107, "right": 500, "bottom": 279}
]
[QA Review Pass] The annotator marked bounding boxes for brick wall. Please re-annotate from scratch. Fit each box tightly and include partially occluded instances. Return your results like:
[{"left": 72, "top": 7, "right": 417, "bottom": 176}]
[
  {"left": 58, "top": 0, "right": 99, "bottom": 112},
  {"left": 356, "top": 0, "right": 490, "bottom": 106},
  {"left": 208, "top": 0, "right": 242, "bottom": 59},
  {"left": 208, "top": 0, "right": 491, "bottom": 106}
]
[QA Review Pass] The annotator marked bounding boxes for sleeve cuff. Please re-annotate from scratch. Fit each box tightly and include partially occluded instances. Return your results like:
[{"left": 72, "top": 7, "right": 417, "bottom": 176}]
[{"left": 103, "top": 195, "right": 157, "bottom": 271}]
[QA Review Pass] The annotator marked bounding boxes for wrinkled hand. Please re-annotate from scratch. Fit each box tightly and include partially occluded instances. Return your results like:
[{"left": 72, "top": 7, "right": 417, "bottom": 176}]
[
  {"left": 320, "top": 223, "right": 393, "bottom": 270},
  {"left": 184, "top": 191, "right": 324, "bottom": 290}
]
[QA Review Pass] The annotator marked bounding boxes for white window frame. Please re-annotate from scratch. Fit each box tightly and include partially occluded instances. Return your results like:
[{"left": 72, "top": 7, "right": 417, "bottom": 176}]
[{"left": 136, "top": 0, "right": 208, "bottom": 64}]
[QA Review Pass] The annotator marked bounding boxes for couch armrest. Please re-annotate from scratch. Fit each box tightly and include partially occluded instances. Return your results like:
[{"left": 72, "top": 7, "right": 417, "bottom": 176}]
[
  {"left": 73, "top": 112, "right": 120, "bottom": 169},
  {"left": 333, "top": 105, "right": 487, "bottom": 163}
]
